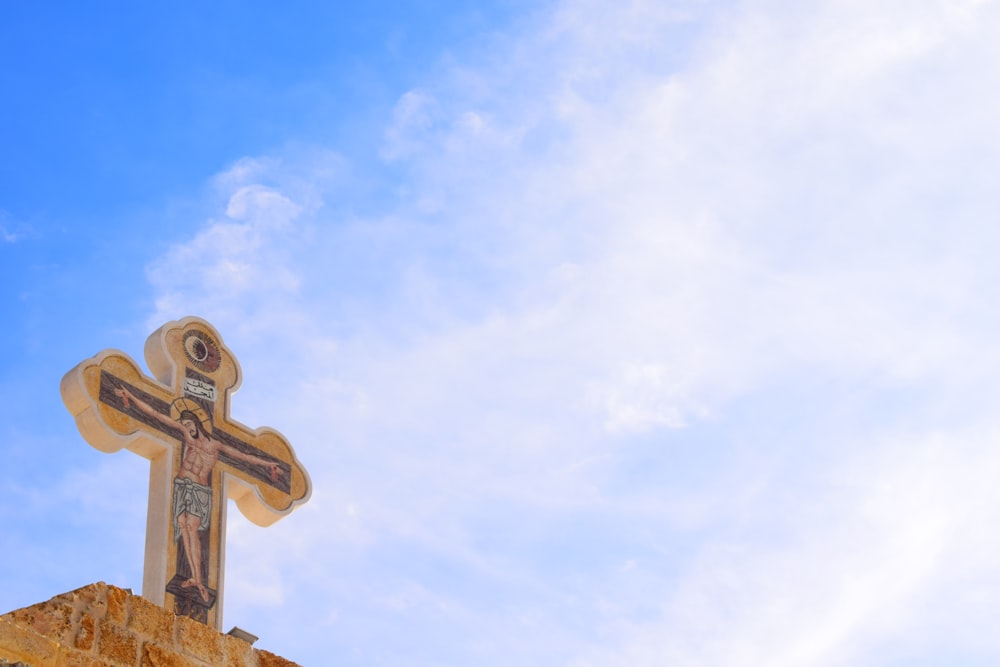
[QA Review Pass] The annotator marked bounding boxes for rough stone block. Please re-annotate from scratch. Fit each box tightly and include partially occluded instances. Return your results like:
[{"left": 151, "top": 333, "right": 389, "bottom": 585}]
[
  {"left": 75, "top": 612, "right": 97, "bottom": 652},
  {"left": 175, "top": 616, "right": 222, "bottom": 665},
  {"left": 65, "top": 583, "right": 109, "bottom": 621},
  {"left": 96, "top": 619, "right": 139, "bottom": 666},
  {"left": 57, "top": 647, "right": 106, "bottom": 667},
  {"left": 256, "top": 649, "right": 302, "bottom": 667},
  {"left": 128, "top": 596, "right": 174, "bottom": 645},
  {"left": 221, "top": 633, "right": 257, "bottom": 667},
  {"left": 6, "top": 600, "right": 76, "bottom": 645},
  {"left": 1, "top": 584, "right": 301, "bottom": 667},
  {"left": 106, "top": 587, "right": 129, "bottom": 626},
  {"left": 0, "top": 617, "right": 60, "bottom": 666},
  {"left": 141, "top": 641, "right": 205, "bottom": 667}
]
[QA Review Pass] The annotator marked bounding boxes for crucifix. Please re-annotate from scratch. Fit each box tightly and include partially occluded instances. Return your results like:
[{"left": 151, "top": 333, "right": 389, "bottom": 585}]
[{"left": 60, "top": 316, "right": 312, "bottom": 629}]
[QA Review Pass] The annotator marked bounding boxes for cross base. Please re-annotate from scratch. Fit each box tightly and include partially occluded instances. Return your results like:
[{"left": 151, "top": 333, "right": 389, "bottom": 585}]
[{"left": 166, "top": 574, "right": 218, "bottom": 622}]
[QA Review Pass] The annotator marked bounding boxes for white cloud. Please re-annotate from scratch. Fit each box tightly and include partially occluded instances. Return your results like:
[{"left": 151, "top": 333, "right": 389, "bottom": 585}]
[
  {"left": 381, "top": 90, "right": 439, "bottom": 161},
  {"left": 144, "top": 155, "right": 344, "bottom": 341},
  {"left": 573, "top": 426, "right": 1000, "bottom": 666},
  {"left": 141, "top": 0, "right": 1000, "bottom": 664}
]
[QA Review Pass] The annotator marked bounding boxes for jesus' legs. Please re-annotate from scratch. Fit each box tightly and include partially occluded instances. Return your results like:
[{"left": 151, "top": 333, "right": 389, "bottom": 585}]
[{"left": 177, "top": 512, "right": 210, "bottom": 602}]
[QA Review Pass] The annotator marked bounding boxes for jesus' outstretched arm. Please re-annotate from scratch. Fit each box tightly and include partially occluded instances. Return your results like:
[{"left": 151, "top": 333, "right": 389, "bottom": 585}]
[
  {"left": 115, "top": 387, "right": 176, "bottom": 431},
  {"left": 219, "top": 443, "right": 282, "bottom": 482}
]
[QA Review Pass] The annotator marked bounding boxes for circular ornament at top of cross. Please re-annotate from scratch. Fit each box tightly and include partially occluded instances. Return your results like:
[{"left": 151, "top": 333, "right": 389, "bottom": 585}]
[{"left": 183, "top": 330, "right": 221, "bottom": 373}]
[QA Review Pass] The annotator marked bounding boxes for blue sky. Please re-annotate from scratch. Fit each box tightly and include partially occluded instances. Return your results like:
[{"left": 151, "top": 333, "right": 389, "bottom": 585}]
[{"left": 4, "top": 1, "right": 1000, "bottom": 664}]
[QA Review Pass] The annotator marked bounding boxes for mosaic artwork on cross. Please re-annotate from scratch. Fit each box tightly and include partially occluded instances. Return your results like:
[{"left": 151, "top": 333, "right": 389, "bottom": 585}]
[{"left": 61, "top": 317, "right": 312, "bottom": 629}]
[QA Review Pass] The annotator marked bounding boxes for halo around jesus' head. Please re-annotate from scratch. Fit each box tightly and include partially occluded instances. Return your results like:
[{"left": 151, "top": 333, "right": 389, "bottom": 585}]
[{"left": 170, "top": 397, "right": 213, "bottom": 434}]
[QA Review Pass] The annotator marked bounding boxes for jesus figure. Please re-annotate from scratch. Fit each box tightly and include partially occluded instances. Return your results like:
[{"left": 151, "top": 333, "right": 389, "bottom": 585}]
[{"left": 115, "top": 387, "right": 281, "bottom": 603}]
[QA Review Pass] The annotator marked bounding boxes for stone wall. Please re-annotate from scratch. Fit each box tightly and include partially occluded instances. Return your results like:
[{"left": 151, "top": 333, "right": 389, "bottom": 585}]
[{"left": 0, "top": 583, "right": 300, "bottom": 666}]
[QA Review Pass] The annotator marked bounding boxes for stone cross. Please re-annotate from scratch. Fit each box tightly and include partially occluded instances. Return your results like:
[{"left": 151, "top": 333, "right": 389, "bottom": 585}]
[{"left": 61, "top": 317, "right": 312, "bottom": 630}]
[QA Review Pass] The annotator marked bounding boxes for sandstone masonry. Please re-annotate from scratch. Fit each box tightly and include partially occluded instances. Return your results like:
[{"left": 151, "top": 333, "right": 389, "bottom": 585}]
[{"left": 0, "top": 583, "right": 301, "bottom": 667}]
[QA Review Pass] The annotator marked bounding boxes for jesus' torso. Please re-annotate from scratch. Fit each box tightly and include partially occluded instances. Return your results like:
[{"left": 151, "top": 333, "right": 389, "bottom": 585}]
[{"left": 179, "top": 434, "right": 222, "bottom": 486}]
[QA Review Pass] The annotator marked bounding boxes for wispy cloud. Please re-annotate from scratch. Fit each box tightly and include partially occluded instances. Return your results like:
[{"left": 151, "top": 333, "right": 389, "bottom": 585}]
[
  {"left": 0, "top": 211, "right": 26, "bottom": 243},
  {"left": 140, "top": 0, "right": 1000, "bottom": 663}
]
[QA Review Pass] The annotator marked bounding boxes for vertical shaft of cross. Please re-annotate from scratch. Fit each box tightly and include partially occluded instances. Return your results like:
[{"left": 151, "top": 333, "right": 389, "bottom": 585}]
[{"left": 142, "top": 450, "right": 172, "bottom": 608}]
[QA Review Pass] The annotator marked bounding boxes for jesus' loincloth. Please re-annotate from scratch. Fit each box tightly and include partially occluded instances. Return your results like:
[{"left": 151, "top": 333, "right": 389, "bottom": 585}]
[{"left": 173, "top": 477, "right": 211, "bottom": 540}]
